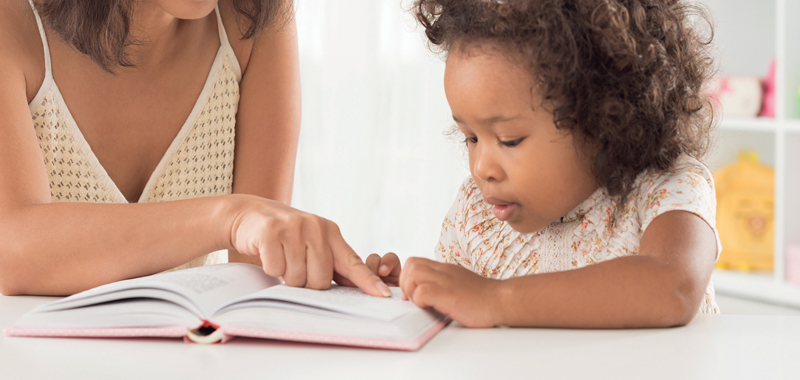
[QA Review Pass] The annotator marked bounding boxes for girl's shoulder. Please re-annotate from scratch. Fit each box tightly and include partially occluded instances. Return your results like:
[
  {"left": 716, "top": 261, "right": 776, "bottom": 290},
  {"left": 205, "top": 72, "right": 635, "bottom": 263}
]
[
  {"left": 635, "top": 155, "right": 715, "bottom": 194},
  {"left": 630, "top": 155, "right": 716, "bottom": 225},
  {"left": 626, "top": 155, "right": 721, "bottom": 256},
  {"left": 0, "top": 0, "right": 46, "bottom": 103}
]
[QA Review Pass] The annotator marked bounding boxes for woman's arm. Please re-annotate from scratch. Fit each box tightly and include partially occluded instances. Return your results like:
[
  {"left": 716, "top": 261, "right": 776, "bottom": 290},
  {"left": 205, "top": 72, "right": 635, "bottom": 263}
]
[
  {"left": 219, "top": 1, "right": 301, "bottom": 267},
  {"left": 0, "top": 15, "right": 224, "bottom": 295},
  {"left": 399, "top": 210, "right": 718, "bottom": 328},
  {"left": 0, "top": 4, "right": 388, "bottom": 297}
]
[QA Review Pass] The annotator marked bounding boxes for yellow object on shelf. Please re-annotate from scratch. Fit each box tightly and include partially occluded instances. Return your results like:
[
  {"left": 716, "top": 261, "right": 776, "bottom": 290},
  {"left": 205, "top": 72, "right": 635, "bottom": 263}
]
[{"left": 714, "top": 151, "right": 774, "bottom": 271}]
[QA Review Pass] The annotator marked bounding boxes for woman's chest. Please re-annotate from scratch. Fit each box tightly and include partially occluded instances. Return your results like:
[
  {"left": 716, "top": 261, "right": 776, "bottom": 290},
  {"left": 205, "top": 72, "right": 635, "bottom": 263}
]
[{"left": 47, "top": 37, "right": 220, "bottom": 202}]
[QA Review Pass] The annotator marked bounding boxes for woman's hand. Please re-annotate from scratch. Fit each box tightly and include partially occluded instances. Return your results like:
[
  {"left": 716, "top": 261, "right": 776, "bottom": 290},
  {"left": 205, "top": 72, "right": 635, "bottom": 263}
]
[
  {"left": 225, "top": 194, "right": 392, "bottom": 297},
  {"left": 400, "top": 257, "right": 502, "bottom": 327}
]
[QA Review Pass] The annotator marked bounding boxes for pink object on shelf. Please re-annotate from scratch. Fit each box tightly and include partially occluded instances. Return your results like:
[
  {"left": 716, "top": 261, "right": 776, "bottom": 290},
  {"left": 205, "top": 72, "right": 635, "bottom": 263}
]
[
  {"left": 759, "top": 59, "right": 776, "bottom": 118},
  {"left": 787, "top": 245, "right": 800, "bottom": 285},
  {"left": 708, "top": 75, "right": 763, "bottom": 117}
]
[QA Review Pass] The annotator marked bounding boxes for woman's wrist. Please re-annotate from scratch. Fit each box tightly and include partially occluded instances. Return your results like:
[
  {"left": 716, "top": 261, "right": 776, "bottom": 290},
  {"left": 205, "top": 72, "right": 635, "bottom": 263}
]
[{"left": 213, "top": 194, "right": 245, "bottom": 252}]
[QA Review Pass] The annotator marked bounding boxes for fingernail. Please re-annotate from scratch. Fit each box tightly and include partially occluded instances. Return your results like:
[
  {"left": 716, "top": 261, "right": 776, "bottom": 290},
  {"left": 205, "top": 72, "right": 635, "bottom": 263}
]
[
  {"left": 379, "top": 265, "right": 389, "bottom": 274},
  {"left": 376, "top": 281, "right": 392, "bottom": 297}
]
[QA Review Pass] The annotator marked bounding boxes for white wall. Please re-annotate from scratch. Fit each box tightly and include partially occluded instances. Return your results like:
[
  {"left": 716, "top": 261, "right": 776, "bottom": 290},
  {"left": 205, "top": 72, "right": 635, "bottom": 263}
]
[{"left": 292, "top": 1, "right": 470, "bottom": 263}]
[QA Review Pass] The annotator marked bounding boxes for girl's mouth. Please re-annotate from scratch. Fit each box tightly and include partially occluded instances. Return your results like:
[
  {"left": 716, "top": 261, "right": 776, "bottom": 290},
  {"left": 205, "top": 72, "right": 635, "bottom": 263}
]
[{"left": 493, "top": 203, "right": 518, "bottom": 221}]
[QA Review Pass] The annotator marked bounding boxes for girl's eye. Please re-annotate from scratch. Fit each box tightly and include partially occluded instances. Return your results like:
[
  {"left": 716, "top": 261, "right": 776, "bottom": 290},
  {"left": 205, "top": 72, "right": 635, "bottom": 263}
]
[
  {"left": 500, "top": 139, "right": 523, "bottom": 147},
  {"left": 463, "top": 136, "right": 478, "bottom": 145}
]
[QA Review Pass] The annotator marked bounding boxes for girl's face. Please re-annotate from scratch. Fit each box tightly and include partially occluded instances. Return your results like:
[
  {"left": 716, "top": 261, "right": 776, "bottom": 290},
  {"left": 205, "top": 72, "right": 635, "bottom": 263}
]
[{"left": 444, "top": 48, "right": 599, "bottom": 233}]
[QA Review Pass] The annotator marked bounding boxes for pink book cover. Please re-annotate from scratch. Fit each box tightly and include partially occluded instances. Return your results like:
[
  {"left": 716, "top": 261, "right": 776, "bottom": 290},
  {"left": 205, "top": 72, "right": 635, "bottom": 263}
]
[{"left": 4, "top": 319, "right": 450, "bottom": 352}]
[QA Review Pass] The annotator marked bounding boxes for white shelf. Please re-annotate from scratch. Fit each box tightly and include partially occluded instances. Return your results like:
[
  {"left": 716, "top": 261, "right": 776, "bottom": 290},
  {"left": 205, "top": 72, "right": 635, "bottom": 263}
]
[
  {"left": 719, "top": 117, "right": 778, "bottom": 132},
  {"left": 709, "top": 0, "right": 800, "bottom": 306},
  {"left": 713, "top": 270, "right": 800, "bottom": 309},
  {"left": 785, "top": 120, "right": 800, "bottom": 133}
]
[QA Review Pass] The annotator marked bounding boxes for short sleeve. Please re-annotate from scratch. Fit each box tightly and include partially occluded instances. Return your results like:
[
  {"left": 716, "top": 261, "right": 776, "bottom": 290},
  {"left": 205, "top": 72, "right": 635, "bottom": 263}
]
[
  {"left": 636, "top": 157, "right": 723, "bottom": 260},
  {"left": 435, "top": 177, "right": 478, "bottom": 268}
]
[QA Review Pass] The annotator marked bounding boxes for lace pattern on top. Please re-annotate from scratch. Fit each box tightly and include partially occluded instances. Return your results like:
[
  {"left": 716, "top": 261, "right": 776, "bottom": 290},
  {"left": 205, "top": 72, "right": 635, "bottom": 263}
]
[
  {"left": 27, "top": 3, "right": 240, "bottom": 272},
  {"left": 537, "top": 221, "right": 578, "bottom": 273}
]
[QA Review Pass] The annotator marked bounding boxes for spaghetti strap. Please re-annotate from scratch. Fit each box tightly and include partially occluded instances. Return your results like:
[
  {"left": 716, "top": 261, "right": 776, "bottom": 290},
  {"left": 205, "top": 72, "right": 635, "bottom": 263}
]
[
  {"left": 28, "top": 0, "right": 53, "bottom": 80},
  {"left": 214, "top": 5, "right": 242, "bottom": 81}
]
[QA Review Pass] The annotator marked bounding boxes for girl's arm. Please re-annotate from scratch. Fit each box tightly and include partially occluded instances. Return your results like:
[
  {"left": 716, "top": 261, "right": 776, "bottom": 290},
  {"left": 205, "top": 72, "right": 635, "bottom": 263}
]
[
  {"left": 218, "top": 1, "right": 301, "bottom": 267},
  {"left": 399, "top": 210, "right": 717, "bottom": 328}
]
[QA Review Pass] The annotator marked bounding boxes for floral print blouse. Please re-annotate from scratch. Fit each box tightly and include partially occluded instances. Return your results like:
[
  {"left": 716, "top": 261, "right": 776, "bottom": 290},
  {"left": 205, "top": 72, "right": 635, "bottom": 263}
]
[{"left": 437, "top": 155, "right": 721, "bottom": 314}]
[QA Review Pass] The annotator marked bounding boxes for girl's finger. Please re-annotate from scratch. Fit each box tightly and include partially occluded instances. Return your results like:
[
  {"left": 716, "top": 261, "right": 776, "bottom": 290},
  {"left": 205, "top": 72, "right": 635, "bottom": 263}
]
[
  {"left": 365, "top": 253, "right": 381, "bottom": 276},
  {"left": 400, "top": 257, "right": 439, "bottom": 302},
  {"left": 400, "top": 258, "right": 421, "bottom": 302},
  {"left": 412, "top": 283, "right": 443, "bottom": 310},
  {"left": 378, "top": 252, "right": 402, "bottom": 277}
]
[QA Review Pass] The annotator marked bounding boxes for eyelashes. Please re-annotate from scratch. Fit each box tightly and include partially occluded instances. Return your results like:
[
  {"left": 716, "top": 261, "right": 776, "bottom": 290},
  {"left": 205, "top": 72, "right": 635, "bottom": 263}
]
[
  {"left": 500, "top": 139, "right": 522, "bottom": 147},
  {"left": 462, "top": 136, "right": 523, "bottom": 148}
]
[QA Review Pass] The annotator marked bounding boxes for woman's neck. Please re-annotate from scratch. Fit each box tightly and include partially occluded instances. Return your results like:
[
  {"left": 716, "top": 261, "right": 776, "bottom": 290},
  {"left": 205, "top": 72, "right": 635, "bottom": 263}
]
[{"left": 128, "top": 3, "right": 193, "bottom": 70}]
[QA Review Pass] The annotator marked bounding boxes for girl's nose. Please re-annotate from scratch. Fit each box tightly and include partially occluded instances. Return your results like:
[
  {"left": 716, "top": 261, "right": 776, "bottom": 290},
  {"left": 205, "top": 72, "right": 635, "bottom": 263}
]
[{"left": 472, "top": 145, "right": 504, "bottom": 183}]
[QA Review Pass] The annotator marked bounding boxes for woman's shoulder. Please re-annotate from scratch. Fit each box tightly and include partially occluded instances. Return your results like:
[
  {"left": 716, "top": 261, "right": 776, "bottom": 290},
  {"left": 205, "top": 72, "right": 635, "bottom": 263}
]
[
  {"left": 216, "top": 0, "right": 254, "bottom": 72},
  {"left": 217, "top": 0, "right": 297, "bottom": 75},
  {"left": 0, "top": 0, "right": 46, "bottom": 103}
]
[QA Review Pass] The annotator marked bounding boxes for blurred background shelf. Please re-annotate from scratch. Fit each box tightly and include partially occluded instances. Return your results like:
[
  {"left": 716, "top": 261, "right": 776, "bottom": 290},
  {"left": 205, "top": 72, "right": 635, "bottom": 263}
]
[
  {"left": 719, "top": 117, "right": 778, "bottom": 132},
  {"left": 713, "top": 270, "right": 800, "bottom": 309},
  {"left": 785, "top": 119, "right": 800, "bottom": 132},
  {"left": 704, "top": 0, "right": 800, "bottom": 309}
]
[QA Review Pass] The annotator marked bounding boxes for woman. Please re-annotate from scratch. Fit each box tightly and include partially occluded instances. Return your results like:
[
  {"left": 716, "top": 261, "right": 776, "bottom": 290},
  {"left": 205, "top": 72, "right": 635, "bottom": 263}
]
[{"left": 0, "top": 0, "right": 398, "bottom": 297}]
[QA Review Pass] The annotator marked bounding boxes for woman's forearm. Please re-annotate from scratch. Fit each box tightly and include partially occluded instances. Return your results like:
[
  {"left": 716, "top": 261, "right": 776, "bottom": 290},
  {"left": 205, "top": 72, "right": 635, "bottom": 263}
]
[
  {"left": 494, "top": 255, "right": 707, "bottom": 328},
  {"left": 0, "top": 196, "right": 234, "bottom": 296}
]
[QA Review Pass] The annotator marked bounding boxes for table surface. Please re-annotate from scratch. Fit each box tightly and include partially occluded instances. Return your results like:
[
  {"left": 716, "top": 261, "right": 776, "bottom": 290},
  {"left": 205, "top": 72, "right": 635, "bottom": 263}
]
[{"left": 2, "top": 295, "right": 799, "bottom": 380}]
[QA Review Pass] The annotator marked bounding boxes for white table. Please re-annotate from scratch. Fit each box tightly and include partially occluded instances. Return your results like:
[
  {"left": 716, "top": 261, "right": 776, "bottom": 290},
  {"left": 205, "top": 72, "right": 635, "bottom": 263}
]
[{"left": 2, "top": 295, "right": 799, "bottom": 380}]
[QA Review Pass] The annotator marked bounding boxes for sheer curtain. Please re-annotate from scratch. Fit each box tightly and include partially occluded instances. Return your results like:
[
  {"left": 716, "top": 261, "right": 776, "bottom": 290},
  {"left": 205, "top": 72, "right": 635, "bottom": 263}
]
[{"left": 292, "top": 0, "right": 470, "bottom": 263}]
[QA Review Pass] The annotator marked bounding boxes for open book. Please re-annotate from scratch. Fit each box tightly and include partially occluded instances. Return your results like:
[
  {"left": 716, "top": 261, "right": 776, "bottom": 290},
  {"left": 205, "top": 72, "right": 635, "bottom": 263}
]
[{"left": 4, "top": 263, "right": 449, "bottom": 351}]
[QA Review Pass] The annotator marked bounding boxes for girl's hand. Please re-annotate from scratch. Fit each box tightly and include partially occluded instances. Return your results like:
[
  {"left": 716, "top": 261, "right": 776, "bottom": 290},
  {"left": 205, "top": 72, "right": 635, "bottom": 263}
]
[
  {"left": 400, "top": 257, "right": 502, "bottom": 327},
  {"left": 225, "top": 195, "right": 393, "bottom": 297},
  {"left": 334, "top": 252, "right": 402, "bottom": 287},
  {"left": 365, "top": 252, "right": 401, "bottom": 286}
]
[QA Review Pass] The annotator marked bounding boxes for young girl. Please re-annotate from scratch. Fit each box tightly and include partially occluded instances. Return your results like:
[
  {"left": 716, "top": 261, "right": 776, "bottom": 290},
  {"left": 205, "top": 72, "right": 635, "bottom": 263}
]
[
  {"left": 0, "top": 0, "right": 395, "bottom": 298},
  {"left": 398, "top": 0, "right": 720, "bottom": 328}
]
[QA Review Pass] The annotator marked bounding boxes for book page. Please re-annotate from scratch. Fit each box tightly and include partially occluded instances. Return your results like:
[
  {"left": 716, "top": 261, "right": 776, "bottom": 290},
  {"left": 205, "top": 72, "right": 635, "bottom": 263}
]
[
  {"left": 38, "top": 263, "right": 280, "bottom": 318},
  {"left": 215, "top": 285, "right": 420, "bottom": 322}
]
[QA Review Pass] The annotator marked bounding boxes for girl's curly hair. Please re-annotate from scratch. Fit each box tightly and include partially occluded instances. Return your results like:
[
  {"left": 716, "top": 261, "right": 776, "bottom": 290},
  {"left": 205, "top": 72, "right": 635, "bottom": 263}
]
[{"left": 416, "top": 0, "right": 716, "bottom": 201}]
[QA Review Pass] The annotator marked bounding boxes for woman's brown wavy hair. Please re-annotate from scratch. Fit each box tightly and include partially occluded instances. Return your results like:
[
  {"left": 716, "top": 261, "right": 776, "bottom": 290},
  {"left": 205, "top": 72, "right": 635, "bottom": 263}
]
[
  {"left": 34, "top": 0, "right": 290, "bottom": 72},
  {"left": 416, "top": 0, "right": 716, "bottom": 201}
]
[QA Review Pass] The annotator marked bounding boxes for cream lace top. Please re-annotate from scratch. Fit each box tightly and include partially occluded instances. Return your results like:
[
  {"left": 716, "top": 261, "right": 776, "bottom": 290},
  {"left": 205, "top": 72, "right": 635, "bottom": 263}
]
[
  {"left": 28, "top": 2, "right": 241, "bottom": 272},
  {"left": 437, "top": 155, "right": 721, "bottom": 314}
]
